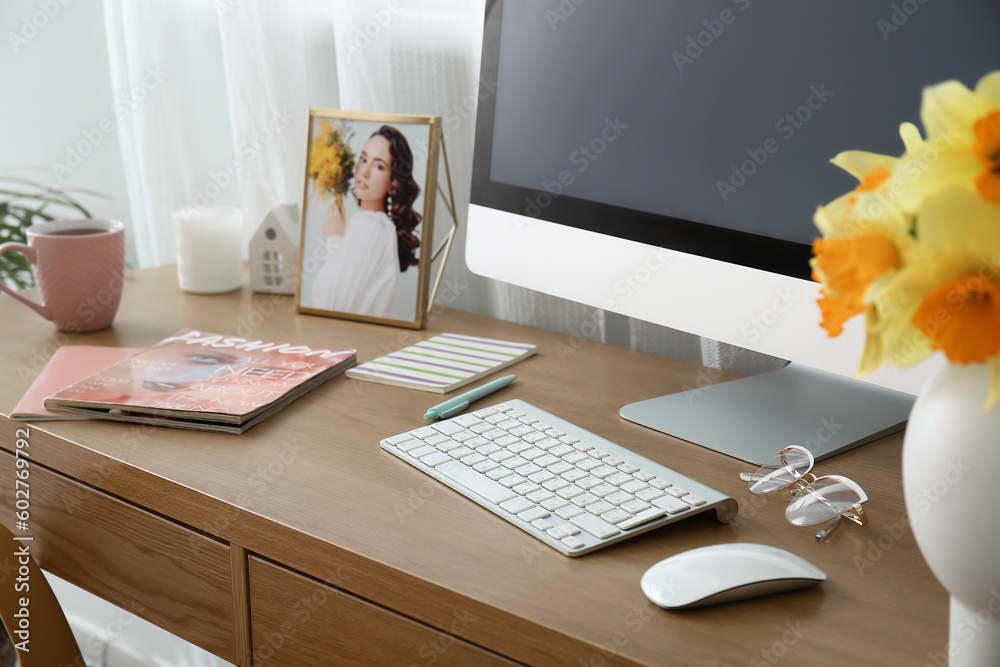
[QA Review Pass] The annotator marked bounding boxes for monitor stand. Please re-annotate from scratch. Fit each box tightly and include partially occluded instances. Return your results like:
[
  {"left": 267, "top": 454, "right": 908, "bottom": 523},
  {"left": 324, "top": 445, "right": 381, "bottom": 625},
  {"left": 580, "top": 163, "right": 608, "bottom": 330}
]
[{"left": 619, "top": 363, "right": 916, "bottom": 465}]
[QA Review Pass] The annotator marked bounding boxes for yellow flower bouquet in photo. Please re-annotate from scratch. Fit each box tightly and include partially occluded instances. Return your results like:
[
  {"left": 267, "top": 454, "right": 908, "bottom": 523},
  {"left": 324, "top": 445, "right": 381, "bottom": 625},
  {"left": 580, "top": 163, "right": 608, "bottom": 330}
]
[
  {"left": 308, "top": 119, "right": 356, "bottom": 206},
  {"left": 811, "top": 70, "right": 1000, "bottom": 410}
]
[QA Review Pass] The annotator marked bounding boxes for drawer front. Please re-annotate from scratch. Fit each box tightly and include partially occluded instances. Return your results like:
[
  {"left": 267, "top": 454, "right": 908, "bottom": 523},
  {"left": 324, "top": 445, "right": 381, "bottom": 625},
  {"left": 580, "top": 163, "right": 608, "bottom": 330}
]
[
  {"left": 0, "top": 449, "right": 236, "bottom": 663},
  {"left": 249, "top": 556, "right": 518, "bottom": 666}
]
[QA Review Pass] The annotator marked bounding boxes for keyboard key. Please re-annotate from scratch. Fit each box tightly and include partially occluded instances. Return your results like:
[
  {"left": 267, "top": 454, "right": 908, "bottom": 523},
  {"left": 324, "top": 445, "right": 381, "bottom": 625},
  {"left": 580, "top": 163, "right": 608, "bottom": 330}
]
[
  {"left": 550, "top": 444, "right": 575, "bottom": 457},
  {"left": 410, "top": 445, "right": 437, "bottom": 459},
  {"left": 636, "top": 487, "right": 665, "bottom": 502},
  {"left": 527, "top": 489, "right": 554, "bottom": 503},
  {"left": 535, "top": 438, "right": 560, "bottom": 451},
  {"left": 532, "top": 518, "right": 554, "bottom": 532},
  {"left": 571, "top": 513, "right": 620, "bottom": 539},
  {"left": 499, "top": 497, "right": 535, "bottom": 514},
  {"left": 528, "top": 470, "right": 556, "bottom": 485},
  {"left": 411, "top": 426, "right": 440, "bottom": 439},
  {"left": 522, "top": 431, "right": 547, "bottom": 443},
  {"left": 436, "top": 461, "right": 516, "bottom": 505},
  {"left": 618, "top": 508, "right": 666, "bottom": 530},
  {"left": 542, "top": 497, "right": 569, "bottom": 511},
  {"left": 420, "top": 451, "right": 452, "bottom": 467},
  {"left": 605, "top": 492, "right": 634, "bottom": 506},
  {"left": 606, "top": 472, "right": 634, "bottom": 486},
  {"left": 561, "top": 469, "right": 589, "bottom": 483},
  {"left": 556, "top": 486, "right": 585, "bottom": 500},
  {"left": 432, "top": 421, "right": 465, "bottom": 436},
  {"left": 621, "top": 500, "right": 651, "bottom": 514},
  {"left": 546, "top": 526, "right": 569, "bottom": 540},
  {"left": 548, "top": 462, "right": 574, "bottom": 475},
  {"left": 474, "top": 460, "right": 499, "bottom": 474},
  {"left": 397, "top": 439, "right": 426, "bottom": 453},
  {"left": 499, "top": 474, "right": 526, "bottom": 488},
  {"left": 515, "top": 463, "right": 542, "bottom": 477},
  {"left": 603, "top": 509, "right": 632, "bottom": 525},
  {"left": 556, "top": 505, "right": 584, "bottom": 520},
  {"left": 620, "top": 480, "right": 648, "bottom": 494},
  {"left": 591, "top": 484, "right": 617, "bottom": 498},
  {"left": 666, "top": 487, "right": 689, "bottom": 498},
  {"left": 452, "top": 414, "right": 480, "bottom": 428},
  {"left": 543, "top": 478, "right": 571, "bottom": 492},
  {"left": 519, "top": 507, "right": 551, "bottom": 522},
  {"left": 571, "top": 493, "right": 600, "bottom": 507},
  {"left": 652, "top": 496, "right": 691, "bottom": 514},
  {"left": 682, "top": 494, "right": 707, "bottom": 506},
  {"left": 587, "top": 501, "right": 615, "bottom": 515},
  {"left": 562, "top": 536, "right": 585, "bottom": 550},
  {"left": 557, "top": 523, "right": 581, "bottom": 536}
]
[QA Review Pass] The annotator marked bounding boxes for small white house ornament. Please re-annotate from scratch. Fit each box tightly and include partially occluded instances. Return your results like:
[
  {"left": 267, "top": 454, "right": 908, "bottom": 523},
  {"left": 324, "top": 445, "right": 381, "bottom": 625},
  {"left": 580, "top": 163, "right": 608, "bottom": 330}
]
[{"left": 249, "top": 202, "right": 299, "bottom": 295}]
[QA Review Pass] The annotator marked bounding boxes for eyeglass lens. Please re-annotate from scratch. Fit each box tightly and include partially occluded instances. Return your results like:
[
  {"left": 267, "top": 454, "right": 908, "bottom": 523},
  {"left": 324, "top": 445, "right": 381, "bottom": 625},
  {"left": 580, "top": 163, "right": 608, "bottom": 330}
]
[
  {"left": 748, "top": 446, "right": 813, "bottom": 495},
  {"left": 785, "top": 477, "right": 866, "bottom": 527}
]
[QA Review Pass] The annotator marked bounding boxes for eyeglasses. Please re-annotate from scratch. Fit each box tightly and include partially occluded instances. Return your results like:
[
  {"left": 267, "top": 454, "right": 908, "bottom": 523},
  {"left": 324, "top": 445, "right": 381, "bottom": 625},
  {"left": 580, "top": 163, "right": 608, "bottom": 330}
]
[{"left": 740, "top": 445, "right": 868, "bottom": 541}]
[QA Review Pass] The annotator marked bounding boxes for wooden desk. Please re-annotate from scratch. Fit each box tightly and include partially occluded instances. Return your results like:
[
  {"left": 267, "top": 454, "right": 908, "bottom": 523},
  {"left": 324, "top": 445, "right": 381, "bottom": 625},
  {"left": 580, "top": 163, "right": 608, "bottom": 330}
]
[{"left": 0, "top": 265, "right": 946, "bottom": 665}]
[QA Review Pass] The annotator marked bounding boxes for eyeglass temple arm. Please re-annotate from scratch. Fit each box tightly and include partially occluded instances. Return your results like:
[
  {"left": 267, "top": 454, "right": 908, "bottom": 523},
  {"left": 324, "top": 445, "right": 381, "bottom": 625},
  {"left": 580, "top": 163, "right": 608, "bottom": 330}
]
[{"left": 814, "top": 504, "right": 868, "bottom": 542}]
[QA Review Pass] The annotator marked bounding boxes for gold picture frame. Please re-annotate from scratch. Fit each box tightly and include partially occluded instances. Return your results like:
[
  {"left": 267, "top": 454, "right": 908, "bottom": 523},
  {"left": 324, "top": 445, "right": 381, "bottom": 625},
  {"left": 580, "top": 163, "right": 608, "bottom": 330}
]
[{"left": 295, "top": 109, "right": 455, "bottom": 329}]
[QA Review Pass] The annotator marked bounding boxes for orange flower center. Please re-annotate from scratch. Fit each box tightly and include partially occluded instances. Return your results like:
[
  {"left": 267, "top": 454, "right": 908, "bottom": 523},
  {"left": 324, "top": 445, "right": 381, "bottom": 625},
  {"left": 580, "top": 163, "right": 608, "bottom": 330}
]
[
  {"left": 812, "top": 234, "right": 899, "bottom": 337},
  {"left": 913, "top": 275, "right": 1000, "bottom": 364},
  {"left": 973, "top": 111, "right": 1000, "bottom": 204},
  {"left": 855, "top": 166, "right": 891, "bottom": 193}
]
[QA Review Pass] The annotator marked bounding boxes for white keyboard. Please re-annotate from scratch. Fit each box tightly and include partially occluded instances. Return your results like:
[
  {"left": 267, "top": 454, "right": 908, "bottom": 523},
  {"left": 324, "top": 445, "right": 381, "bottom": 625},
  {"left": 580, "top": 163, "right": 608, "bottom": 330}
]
[{"left": 381, "top": 399, "right": 739, "bottom": 556}]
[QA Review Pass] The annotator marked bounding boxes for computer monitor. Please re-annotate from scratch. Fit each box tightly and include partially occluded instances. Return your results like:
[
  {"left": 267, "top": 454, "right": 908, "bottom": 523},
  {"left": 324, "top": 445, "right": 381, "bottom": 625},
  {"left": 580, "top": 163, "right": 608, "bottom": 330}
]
[{"left": 466, "top": 1, "right": 1000, "bottom": 463}]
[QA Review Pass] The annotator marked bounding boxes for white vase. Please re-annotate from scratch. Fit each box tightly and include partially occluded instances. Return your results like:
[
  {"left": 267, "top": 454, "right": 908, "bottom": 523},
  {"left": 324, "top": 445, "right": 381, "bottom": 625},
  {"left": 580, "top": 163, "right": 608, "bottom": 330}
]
[{"left": 903, "top": 362, "right": 1000, "bottom": 666}]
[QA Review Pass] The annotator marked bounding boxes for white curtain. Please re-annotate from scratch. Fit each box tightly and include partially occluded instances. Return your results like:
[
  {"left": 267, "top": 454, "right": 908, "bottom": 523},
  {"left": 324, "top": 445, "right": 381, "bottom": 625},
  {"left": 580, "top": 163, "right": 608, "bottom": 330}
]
[{"left": 104, "top": 0, "right": 768, "bottom": 371}]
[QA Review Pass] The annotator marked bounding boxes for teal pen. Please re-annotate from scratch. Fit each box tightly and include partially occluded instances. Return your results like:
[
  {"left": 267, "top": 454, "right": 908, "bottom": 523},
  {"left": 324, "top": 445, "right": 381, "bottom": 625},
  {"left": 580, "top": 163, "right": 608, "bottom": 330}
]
[{"left": 424, "top": 374, "right": 517, "bottom": 420}]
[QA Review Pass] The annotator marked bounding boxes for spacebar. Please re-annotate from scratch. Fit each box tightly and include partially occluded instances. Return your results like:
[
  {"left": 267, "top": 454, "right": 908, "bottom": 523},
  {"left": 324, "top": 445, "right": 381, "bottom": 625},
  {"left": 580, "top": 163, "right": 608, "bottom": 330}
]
[{"left": 436, "top": 461, "right": 517, "bottom": 505}]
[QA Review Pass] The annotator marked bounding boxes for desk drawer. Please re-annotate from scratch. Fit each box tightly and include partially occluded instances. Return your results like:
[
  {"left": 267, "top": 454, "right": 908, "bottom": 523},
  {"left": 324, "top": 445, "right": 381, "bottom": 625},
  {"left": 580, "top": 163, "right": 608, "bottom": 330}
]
[
  {"left": 0, "top": 449, "right": 236, "bottom": 663},
  {"left": 249, "top": 556, "right": 517, "bottom": 666}
]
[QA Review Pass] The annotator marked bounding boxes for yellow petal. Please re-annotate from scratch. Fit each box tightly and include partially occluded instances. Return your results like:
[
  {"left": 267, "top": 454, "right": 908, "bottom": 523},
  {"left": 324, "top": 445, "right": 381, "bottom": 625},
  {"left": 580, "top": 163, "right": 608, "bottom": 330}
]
[
  {"left": 829, "top": 151, "right": 899, "bottom": 185},
  {"left": 916, "top": 188, "right": 1000, "bottom": 263},
  {"left": 920, "top": 79, "right": 984, "bottom": 144},
  {"left": 974, "top": 71, "right": 1000, "bottom": 108}
]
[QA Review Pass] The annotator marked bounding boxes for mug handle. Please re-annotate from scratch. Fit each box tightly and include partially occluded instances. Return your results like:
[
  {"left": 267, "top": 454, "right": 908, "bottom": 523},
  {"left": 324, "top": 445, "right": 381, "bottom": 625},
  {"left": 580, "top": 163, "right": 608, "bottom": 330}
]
[{"left": 0, "top": 242, "right": 50, "bottom": 320}]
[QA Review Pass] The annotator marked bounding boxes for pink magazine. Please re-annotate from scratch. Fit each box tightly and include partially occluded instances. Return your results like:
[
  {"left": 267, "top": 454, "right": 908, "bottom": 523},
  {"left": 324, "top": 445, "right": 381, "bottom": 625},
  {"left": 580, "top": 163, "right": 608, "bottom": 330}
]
[
  {"left": 10, "top": 345, "right": 143, "bottom": 421},
  {"left": 44, "top": 329, "right": 356, "bottom": 433}
]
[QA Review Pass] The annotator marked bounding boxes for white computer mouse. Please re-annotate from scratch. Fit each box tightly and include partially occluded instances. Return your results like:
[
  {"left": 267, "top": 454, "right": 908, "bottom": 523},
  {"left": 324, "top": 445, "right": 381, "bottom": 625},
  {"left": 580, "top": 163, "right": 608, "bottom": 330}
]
[{"left": 640, "top": 543, "right": 826, "bottom": 609}]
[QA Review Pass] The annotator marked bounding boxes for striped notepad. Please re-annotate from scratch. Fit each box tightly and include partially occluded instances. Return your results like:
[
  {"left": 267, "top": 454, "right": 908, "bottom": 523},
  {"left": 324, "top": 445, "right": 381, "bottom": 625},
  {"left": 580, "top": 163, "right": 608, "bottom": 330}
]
[{"left": 345, "top": 333, "right": 537, "bottom": 393}]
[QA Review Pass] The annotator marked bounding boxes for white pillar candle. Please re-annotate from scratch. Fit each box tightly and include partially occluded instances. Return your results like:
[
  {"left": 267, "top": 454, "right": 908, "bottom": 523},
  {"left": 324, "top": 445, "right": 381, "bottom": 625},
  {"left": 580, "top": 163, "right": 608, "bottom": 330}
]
[{"left": 172, "top": 207, "right": 244, "bottom": 294}]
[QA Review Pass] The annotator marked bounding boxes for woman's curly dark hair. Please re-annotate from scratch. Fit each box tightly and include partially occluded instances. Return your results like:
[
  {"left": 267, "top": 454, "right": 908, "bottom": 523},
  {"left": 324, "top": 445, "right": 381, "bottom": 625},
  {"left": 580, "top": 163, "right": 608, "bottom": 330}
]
[{"left": 372, "top": 125, "right": 422, "bottom": 272}]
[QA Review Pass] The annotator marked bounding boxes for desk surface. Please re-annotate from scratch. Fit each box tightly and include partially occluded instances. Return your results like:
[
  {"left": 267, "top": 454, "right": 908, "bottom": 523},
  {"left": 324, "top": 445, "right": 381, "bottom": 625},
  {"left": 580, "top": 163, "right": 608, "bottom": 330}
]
[{"left": 1, "top": 265, "right": 946, "bottom": 665}]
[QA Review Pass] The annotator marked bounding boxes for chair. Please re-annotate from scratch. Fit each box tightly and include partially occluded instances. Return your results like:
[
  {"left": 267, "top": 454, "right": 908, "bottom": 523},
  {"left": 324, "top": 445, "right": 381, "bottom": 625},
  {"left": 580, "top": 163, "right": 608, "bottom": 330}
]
[{"left": 0, "top": 522, "right": 83, "bottom": 667}]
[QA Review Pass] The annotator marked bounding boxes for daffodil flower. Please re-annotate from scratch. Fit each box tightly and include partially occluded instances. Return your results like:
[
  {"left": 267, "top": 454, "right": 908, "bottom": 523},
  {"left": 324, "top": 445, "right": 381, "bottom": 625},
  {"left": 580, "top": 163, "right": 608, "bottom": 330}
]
[{"left": 894, "top": 71, "right": 1000, "bottom": 211}]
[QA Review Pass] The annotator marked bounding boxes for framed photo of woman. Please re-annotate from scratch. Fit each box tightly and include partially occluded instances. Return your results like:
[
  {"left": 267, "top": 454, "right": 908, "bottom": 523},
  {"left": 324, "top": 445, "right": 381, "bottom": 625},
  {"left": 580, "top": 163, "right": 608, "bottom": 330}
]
[{"left": 296, "top": 109, "right": 441, "bottom": 329}]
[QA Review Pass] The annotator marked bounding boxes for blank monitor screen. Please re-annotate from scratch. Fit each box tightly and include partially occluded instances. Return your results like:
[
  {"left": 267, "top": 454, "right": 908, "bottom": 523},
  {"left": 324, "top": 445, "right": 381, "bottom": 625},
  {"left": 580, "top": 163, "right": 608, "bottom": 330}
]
[{"left": 473, "top": 1, "right": 1000, "bottom": 280}]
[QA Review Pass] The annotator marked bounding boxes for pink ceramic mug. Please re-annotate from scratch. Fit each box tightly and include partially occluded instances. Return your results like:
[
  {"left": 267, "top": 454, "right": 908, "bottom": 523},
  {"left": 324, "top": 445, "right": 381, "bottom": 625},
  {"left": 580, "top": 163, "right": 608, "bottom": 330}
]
[{"left": 0, "top": 219, "right": 126, "bottom": 332}]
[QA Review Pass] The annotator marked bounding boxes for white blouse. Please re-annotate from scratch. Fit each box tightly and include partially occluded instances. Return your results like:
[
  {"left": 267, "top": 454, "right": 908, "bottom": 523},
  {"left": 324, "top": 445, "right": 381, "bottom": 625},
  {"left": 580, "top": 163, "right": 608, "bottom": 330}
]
[{"left": 309, "top": 210, "right": 400, "bottom": 318}]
